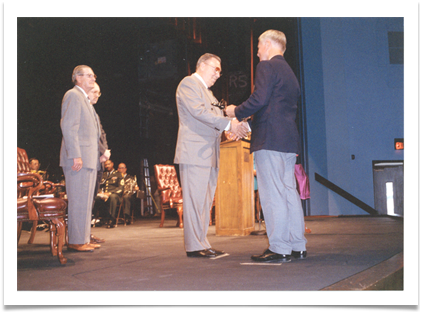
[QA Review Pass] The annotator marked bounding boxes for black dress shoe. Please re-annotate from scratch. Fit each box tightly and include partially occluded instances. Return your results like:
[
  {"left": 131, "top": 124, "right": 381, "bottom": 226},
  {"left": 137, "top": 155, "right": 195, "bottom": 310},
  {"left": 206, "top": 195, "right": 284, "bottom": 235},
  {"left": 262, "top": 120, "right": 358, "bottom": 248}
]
[
  {"left": 124, "top": 215, "right": 132, "bottom": 225},
  {"left": 292, "top": 250, "right": 307, "bottom": 259},
  {"left": 207, "top": 248, "right": 225, "bottom": 255},
  {"left": 94, "top": 220, "right": 104, "bottom": 227},
  {"left": 251, "top": 249, "right": 291, "bottom": 263},
  {"left": 186, "top": 249, "right": 216, "bottom": 258},
  {"left": 105, "top": 218, "right": 116, "bottom": 228},
  {"left": 106, "top": 220, "right": 116, "bottom": 228}
]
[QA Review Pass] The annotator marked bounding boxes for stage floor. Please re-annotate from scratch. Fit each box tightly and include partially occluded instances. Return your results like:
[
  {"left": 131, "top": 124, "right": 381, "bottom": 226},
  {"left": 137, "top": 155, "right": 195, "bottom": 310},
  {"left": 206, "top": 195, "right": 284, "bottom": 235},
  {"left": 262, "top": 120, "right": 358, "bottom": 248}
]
[{"left": 15, "top": 215, "right": 404, "bottom": 302}]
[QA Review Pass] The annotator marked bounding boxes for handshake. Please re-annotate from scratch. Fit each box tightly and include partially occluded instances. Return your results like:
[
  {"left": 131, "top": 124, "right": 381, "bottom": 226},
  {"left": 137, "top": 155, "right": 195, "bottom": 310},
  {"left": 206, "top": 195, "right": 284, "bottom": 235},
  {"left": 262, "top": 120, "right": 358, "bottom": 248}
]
[{"left": 225, "top": 104, "right": 250, "bottom": 141}]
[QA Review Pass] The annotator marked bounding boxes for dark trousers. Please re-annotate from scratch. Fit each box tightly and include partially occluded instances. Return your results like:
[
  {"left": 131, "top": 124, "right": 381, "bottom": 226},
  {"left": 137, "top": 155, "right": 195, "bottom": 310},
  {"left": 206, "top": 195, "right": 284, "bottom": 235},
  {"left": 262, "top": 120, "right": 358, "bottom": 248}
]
[
  {"left": 93, "top": 194, "right": 120, "bottom": 219},
  {"left": 122, "top": 194, "right": 134, "bottom": 216}
]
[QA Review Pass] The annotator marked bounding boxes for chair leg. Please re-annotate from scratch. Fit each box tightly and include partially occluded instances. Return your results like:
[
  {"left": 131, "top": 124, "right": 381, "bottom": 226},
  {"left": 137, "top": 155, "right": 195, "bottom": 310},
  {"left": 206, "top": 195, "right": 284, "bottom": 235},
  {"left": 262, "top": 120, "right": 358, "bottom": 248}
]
[
  {"left": 51, "top": 218, "right": 67, "bottom": 265},
  {"left": 159, "top": 209, "right": 165, "bottom": 227},
  {"left": 92, "top": 207, "right": 99, "bottom": 228},
  {"left": 177, "top": 206, "right": 183, "bottom": 228},
  {"left": 27, "top": 220, "right": 38, "bottom": 244},
  {"left": 116, "top": 200, "right": 125, "bottom": 227},
  {"left": 123, "top": 203, "right": 126, "bottom": 226},
  {"left": 17, "top": 222, "right": 23, "bottom": 245},
  {"left": 65, "top": 217, "right": 69, "bottom": 246},
  {"left": 50, "top": 222, "right": 57, "bottom": 256}
]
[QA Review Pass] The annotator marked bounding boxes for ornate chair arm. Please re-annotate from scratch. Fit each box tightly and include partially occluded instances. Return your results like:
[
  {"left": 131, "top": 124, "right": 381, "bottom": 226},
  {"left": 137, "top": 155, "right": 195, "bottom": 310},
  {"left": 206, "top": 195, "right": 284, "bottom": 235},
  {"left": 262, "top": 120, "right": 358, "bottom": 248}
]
[
  {"left": 41, "top": 180, "right": 57, "bottom": 194},
  {"left": 160, "top": 189, "right": 173, "bottom": 204},
  {"left": 17, "top": 172, "right": 43, "bottom": 220}
]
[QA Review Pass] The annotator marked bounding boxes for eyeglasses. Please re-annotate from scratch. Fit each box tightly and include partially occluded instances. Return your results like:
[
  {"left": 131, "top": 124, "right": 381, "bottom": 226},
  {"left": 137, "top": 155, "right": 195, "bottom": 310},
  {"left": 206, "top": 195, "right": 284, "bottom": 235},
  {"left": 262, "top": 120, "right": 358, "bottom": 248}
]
[
  {"left": 118, "top": 167, "right": 126, "bottom": 169},
  {"left": 204, "top": 62, "right": 222, "bottom": 75},
  {"left": 78, "top": 73, "right": 97, "bottom": 79}
]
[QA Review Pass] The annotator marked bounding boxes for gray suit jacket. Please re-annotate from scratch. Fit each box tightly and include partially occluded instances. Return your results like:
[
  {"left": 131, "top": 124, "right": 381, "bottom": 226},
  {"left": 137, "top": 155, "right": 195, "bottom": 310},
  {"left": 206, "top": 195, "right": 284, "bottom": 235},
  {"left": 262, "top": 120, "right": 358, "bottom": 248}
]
[
  {"left": 174, "top": 74, "right": 231, "bottom": 168},
  {"left": 60, "top": 86, "right": 100, "bottom": 170}
]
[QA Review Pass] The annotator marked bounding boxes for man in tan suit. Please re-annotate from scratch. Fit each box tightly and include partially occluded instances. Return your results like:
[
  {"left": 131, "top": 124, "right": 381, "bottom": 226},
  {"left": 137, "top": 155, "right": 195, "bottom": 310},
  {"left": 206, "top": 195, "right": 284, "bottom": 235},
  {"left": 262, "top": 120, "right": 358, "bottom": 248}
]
[
  {"left": 60, "top": 65, "right": 102, "bottom": 252},
  {"left": 174, "top": 53, "right": 248, "bottom": 257}
]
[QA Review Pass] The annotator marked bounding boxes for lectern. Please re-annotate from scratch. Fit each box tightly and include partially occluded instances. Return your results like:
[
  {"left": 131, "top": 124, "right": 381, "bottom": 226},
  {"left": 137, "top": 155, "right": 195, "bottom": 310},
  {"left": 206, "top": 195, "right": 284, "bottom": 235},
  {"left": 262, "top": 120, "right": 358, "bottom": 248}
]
[{"left": 215, "top": 139, "right": 254, "bottom": 236}]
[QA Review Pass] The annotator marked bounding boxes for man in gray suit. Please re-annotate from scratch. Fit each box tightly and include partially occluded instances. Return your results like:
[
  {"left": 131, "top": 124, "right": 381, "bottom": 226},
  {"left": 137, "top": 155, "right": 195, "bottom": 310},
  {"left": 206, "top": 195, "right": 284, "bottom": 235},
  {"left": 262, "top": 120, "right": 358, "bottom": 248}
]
[
  {"left": 88, "top": 83, "right": 110, "bottom": 167},
  {"left": 60, "top": 65, "right": 102, "bottom": 252},
  {"left": 88, "top": 82, "right": 108, "bottom": 242},
  {"left": 174, "top": 53, "right": 248, "bottom": 258}
]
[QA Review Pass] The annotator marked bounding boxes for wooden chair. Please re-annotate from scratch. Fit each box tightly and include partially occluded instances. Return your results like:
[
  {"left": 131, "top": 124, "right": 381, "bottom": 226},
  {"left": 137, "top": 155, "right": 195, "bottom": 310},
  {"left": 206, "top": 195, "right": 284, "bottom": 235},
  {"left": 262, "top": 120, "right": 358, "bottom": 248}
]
[
  {"left": 17, "top": 147, "right": 68, "bottom": 264},
  {"left": 154, "top": 164, "right": 183, "bottom": 228}
]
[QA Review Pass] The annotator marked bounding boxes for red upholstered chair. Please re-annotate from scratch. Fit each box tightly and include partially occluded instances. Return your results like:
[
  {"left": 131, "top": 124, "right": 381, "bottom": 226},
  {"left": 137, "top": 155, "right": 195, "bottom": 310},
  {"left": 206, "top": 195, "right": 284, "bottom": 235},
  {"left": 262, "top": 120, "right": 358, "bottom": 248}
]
[
  {"left": 154, "top": 164, "right": 183, "bottom": 228},
  {"left": 17, "top": 147, "right": 68, "bottom": 264},
  {"left": 26, "top": 179, "right": 65, "bottom": 244}
]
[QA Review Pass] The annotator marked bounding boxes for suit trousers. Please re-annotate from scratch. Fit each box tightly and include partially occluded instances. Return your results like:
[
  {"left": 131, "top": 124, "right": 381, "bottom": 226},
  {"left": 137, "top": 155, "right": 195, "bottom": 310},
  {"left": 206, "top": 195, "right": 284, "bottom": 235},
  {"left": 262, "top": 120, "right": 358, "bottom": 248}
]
[
  {"left": 63, "top": 166, "right": 97, "bottom": 245},
  {"left": 93, "top": 194, "right": 120, "bottom": 219},
  {"left": 255, "top": 150, "right": 307, "bottom": 254},
  {"left": 122, "top": 194, "right": 134, "bottom": 216},
  {"left": 179, "top": 164, "right": 218, "bottom": 252},
  {"left": 108, "top": 194, "right": 120, "bottom": 217}
]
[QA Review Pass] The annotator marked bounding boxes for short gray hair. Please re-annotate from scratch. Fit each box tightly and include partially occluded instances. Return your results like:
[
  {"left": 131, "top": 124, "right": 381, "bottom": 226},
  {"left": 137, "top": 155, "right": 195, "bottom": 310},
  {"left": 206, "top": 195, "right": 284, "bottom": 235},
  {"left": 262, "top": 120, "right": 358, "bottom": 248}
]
[
  {"left": 72, "top": 65, "right": 92, "bottom": 84},
  {"left": 259, "top": 30, "right": 287, "bottom": 53},
  {"left": 196, "top": 53, "right": 221, "bottom": 70}
]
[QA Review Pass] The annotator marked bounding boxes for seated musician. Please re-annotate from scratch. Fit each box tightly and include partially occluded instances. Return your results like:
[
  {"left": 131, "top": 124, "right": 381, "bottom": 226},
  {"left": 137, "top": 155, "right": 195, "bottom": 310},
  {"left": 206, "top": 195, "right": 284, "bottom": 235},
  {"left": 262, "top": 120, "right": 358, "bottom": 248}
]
[
  {"left": 29, "top": 158, "right": 48, "bottom": 180},
  {"left": 117, "top": 163, "right": 139, "bottom": 224}
]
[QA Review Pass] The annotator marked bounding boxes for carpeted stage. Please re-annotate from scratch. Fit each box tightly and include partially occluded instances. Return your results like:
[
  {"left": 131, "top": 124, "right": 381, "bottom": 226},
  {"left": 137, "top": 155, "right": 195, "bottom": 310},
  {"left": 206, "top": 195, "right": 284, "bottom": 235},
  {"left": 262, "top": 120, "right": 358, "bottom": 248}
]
[{"left": 16, "top": 215, "right": 403, "bottom": 296}]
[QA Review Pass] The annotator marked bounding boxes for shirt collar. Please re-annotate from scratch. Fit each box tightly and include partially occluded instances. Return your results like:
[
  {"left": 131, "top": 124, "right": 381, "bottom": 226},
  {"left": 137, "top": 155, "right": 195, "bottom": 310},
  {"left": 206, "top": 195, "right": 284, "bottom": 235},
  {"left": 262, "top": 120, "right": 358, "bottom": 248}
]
[
  {"left": 193, "top": 72, "right": 208, "bottom": 89},
  {"left": 75, "top": 85, "right": 89, "bottom": 100}
]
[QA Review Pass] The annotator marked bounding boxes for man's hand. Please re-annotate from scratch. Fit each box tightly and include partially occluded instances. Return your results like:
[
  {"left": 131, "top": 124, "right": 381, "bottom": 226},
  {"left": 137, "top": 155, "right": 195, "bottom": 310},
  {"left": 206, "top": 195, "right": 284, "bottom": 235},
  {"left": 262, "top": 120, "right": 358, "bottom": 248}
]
[
  {"left": 225, "top": 105, "right": 236, "bottom": 118},
  {"left": 100, "top": 149, "right": 111, "bottom": 163},
  {"left": 97, "top": 192, "right": 110, "bottom": 201},
  {"left": 229, "top": 119, "right": 249, "bottom": 141},
  {"left": 72, "top": 157, "right": 83, "bottom": 172}
]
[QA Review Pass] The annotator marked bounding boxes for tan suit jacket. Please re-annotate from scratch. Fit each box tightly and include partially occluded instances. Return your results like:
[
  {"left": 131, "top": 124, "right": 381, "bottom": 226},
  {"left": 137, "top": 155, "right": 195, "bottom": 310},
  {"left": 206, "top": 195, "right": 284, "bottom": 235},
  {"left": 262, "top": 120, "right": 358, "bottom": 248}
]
[
  {"left": 174, "top": 74, "right": 231, "bottom": 168},
  {"left": 60, "top": 86, "right": 100, "bottom": 170}
]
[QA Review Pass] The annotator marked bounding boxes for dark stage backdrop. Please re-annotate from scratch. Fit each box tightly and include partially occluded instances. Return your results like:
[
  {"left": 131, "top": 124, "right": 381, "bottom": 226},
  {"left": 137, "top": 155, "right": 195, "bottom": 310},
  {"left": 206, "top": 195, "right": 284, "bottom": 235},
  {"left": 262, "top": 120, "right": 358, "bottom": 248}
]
[{"left": 17, "top": 17, "right": 299, "bottom": 183}]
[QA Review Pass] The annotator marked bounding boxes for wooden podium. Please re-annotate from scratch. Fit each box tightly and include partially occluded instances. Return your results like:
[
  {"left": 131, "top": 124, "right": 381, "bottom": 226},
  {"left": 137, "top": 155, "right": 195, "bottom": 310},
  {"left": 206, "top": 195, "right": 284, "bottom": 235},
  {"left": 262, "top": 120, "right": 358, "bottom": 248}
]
[{"left": 215, "top": 139, "right": 254, "bottom": 236}]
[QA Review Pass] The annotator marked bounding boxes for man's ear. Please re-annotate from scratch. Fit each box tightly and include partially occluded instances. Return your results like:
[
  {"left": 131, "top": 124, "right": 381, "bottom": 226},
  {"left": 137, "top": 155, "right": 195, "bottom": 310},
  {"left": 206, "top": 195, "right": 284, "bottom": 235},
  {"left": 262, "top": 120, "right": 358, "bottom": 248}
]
[
  {"left": 198, "top": 62, "right": 205, "bottom": 72},
  {"left": 74, "top": 75, "right": 81, "bottom": 85}
]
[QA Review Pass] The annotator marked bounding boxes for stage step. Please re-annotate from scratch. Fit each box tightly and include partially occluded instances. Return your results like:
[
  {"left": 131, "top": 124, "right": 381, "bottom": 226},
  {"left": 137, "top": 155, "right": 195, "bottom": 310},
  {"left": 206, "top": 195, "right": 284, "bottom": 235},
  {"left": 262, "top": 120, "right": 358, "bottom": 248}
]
[{"left": 322, "top": 252, "right": 403, "bottom": 290}]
